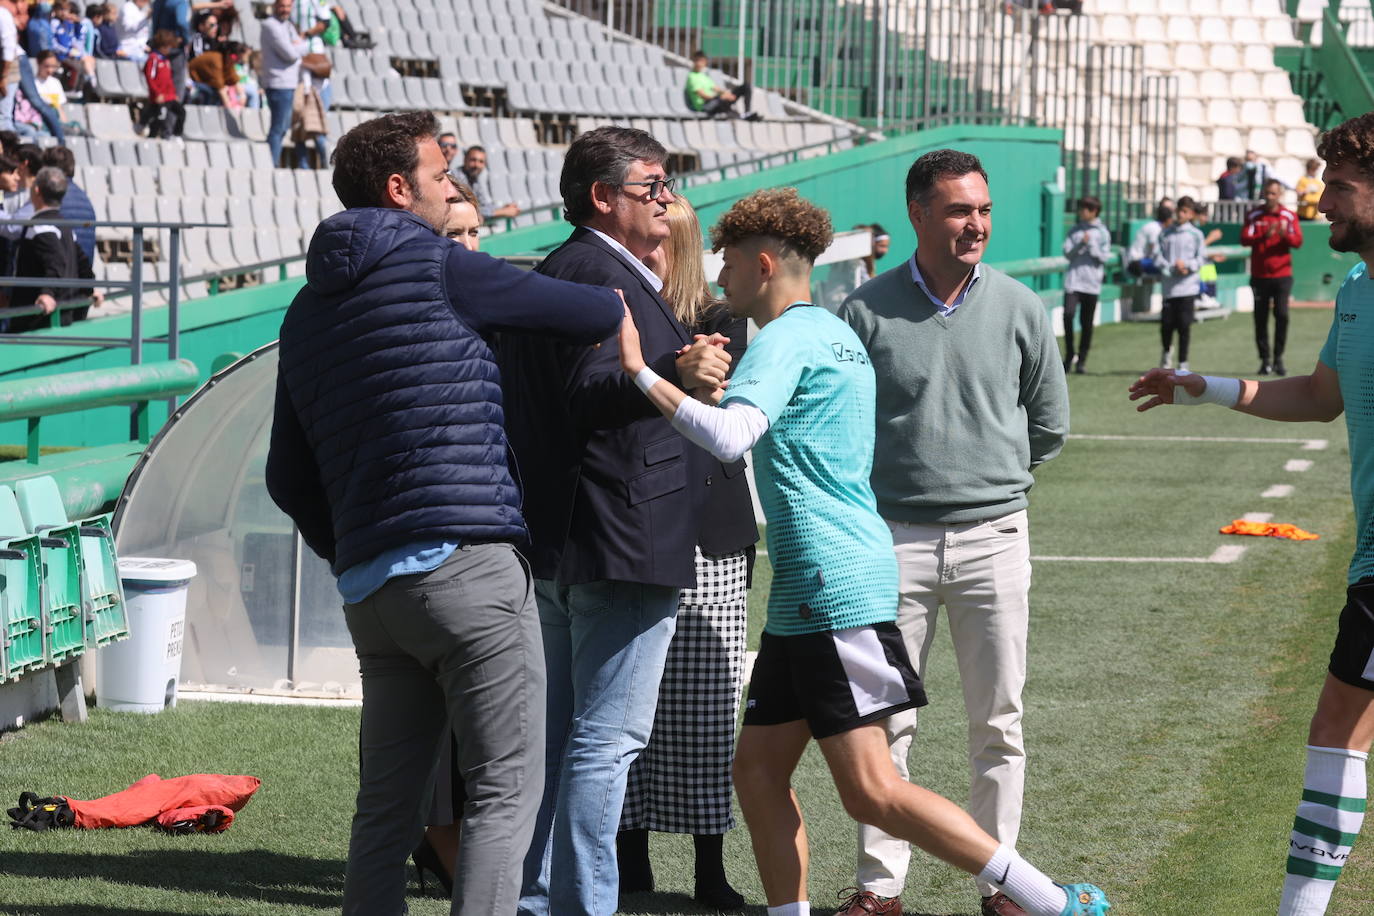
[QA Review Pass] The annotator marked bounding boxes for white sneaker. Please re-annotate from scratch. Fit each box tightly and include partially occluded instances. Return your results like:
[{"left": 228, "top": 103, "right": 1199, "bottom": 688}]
[
  {"left": 1179, "top": 361, "right": 1190, "bottom": 372},
  {"left": 1160, "top": 349, "right": 1173, "bottom": 369}
]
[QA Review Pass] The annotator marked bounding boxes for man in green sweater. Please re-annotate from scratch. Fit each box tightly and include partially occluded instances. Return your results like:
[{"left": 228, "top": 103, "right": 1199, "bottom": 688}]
[{"left": 836, "top": 149, "right": 1070, "bottom": 916}]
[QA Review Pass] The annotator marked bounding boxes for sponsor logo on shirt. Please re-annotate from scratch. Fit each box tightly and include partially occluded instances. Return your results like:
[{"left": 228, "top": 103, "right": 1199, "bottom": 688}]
[{"left": 831, "top": 343, "right": 870, "bottom": 365}]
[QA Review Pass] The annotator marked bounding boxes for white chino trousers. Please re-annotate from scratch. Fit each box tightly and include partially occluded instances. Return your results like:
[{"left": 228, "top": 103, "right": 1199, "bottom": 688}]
[{"left": 857, "top": 509, "right": 1031, "bottom": 899}]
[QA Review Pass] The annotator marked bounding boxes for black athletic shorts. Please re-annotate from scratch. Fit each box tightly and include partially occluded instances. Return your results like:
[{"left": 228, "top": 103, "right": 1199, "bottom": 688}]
[
  {"left": 743, "top": 622, "right": 928, "bottom": 739},
  {"left": 1329, "top": 578, "right": 1374, "bottom": 691}
]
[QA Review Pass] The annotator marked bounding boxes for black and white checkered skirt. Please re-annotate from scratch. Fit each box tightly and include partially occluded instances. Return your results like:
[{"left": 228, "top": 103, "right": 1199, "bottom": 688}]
[{"left": 620, "top": 547, "right": 750, "bottom": 834}]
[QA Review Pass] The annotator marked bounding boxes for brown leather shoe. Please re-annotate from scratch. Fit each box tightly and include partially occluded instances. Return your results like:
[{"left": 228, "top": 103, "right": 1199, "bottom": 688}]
[
  {"left": 981, "top": 891, "right": 1029, "bottom": 916},
  {"left": 833, "top": 887, "right": 902, "bottom": 915}
]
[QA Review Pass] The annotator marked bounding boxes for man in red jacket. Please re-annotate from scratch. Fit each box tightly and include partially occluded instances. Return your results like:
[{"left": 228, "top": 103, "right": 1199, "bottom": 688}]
[{"left": 1241, "top": 177, "right": 1303, "bottom": 375}]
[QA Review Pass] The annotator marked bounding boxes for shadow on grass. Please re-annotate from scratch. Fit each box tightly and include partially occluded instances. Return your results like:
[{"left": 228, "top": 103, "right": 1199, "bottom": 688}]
[{"left": 0, "top": 848, "right": 343, "bottom": 908}]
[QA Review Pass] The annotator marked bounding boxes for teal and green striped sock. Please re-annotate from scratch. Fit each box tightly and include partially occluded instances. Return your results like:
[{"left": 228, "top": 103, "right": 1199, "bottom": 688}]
[{"left": 1279, "top": 745, "right": 1367, "bottom": 915}]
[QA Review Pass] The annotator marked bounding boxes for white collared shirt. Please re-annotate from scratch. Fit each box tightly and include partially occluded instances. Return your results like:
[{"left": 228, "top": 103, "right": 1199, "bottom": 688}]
[
  {"left": 909, "top": 254, "right": 981, "bottom": 317},
  {"left": 588, "top": 228, "right": 664, "bottom": 293}
]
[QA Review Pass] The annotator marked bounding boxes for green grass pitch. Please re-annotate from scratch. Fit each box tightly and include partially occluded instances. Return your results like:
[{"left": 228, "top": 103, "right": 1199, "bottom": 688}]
[{"left": 0, "top": 307, "right": 1368, "bottom": 915}]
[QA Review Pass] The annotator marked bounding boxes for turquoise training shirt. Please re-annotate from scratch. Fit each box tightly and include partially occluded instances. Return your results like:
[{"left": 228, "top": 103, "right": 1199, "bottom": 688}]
[
  {"left": 722, "top": 304, "right": 897, "bottom": 636},
  {"left": 1320, "top": 261, "right": 1374, "bottom": 584}
]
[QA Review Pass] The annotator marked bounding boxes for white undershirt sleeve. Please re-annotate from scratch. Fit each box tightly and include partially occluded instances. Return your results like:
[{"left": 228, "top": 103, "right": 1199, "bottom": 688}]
[{"left": 671, "top": 397, "right": 769, "bottom": 462}]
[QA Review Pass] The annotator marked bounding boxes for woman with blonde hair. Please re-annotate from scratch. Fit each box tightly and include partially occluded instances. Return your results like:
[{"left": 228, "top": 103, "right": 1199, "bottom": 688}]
[{"left": 617, "top": 195, "right": 758, "bottom": 909}]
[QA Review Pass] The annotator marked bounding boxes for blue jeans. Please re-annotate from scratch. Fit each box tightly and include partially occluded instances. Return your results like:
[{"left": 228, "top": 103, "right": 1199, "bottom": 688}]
[
  {"left": 265, "top": 86, "right": 295, "bottom": 168},
  {"left": 0, "top": 56, "right": 65, "bottom": 142},
  {"left": 518, "top": 578, "right": 678, "bottom": 916}
]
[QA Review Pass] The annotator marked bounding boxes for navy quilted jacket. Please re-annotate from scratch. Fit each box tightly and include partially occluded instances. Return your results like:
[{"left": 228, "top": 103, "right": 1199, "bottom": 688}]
[{"left": 267, "top": 206, "right": 621, "bottom": 575}]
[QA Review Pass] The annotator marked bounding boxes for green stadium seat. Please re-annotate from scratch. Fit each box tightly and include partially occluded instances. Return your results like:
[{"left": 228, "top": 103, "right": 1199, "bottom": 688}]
[
  {"left": 14, "top": 477, "right": 128, "bottom": 653},
  {"left": 9, "top": 480, "right": 85, "bottom": 665},
  {"left": 0, "top": 486, "right": 45, "bottom": 682}
]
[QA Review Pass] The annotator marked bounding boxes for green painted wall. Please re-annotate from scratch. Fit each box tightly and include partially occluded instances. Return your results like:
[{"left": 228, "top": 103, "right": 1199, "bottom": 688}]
[
  {"left": 484, "top": 123, "right": 1067, "bottom": 272},
  {"left": 0, "top": 124, "right": 1066, "bottom": 450}
]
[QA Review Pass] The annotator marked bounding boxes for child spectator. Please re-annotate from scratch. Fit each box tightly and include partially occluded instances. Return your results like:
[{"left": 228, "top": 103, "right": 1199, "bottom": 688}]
[
  {"left": 233, "top": 48, "right": 259, "bottom": 108},
  {"left": 1156, "top": 195, "right": 1207, "bottom": 371},
  {"left": 12, "top": 50, "right": 66, "bottom": 138},
  {"left": 139, "top": 29, "right": 183, "bottom": 139},
  {"left": 1296, "top": 157, "right": 1324, "bottom": 221},
  {"left": 1061, "top": 195, "right": 1110, "bottom": 374},
  {"left": 90, "top": 3, "right": 122, "bottom": 58},
  {"left": 50, "top": 0, "right": 94, "bottom": 85}
]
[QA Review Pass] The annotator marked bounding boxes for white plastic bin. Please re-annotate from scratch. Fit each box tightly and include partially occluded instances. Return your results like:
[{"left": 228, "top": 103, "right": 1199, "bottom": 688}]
[{"left": 97, "top": 557, "right": 197, "bottom": 713}]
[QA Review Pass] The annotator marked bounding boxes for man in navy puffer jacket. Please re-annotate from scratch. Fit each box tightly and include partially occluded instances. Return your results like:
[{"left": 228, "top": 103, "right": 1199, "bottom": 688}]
[{"left": 266, "top": 111, "right": 623, "bottom": 916}]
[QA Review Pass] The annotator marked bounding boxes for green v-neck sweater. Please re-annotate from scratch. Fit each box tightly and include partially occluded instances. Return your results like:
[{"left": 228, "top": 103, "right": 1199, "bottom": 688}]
[{"left": 837, "top": 259, "right": 1070, "bottom": 524}]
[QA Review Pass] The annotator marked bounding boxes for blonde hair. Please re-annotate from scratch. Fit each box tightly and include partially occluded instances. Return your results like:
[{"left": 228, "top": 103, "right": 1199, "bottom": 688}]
[
  {"left": 658, "top": 195, "right": 714, "bottom": 330},
  {"left": 446, "top": 173, "right": 481, "bottom": 218}
]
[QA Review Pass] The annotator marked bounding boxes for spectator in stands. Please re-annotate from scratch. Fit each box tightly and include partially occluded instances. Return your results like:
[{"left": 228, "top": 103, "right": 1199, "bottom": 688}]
[
  {"left": 1061, "top": 194, "right": 1110, "bottom": 374},
  {"left": 438, "top": 130, "right": 459, "bottom": 171},
  {"left": 0, "top": 151, "right": 22, "bottom": 278},
  {"left": 5, "top": 165, "right": 98, "bottom": 332},
  {"left": 459, "top": 145, "right": 518, "bottom": 221},
  {"left": 233, "top": 47, "right": 258, "bottom": 108},
  {"left": 12, "top": 49, "right": 67, "bottom": 139},
  {"left": 260, "top": 0, "right": 306, "bottom": 167},
  {"left": 25, "top": 1, "right": 52, "bottom": 55},
  {"left": 42, "top": 144, "right": 93, "bottom": 266},
  {"left": 616, "top": 193, "right": 755, "bottom": 912},
  {"left": 138, "top": 28, "right": 183, "bottom": 139},
  {"left": 1217, "top": 156, "right": 1244, "bottom": 201},
  {"left": 291, "top": 70, "right": 326, "bottom": 168},
  {"left": 1244, "top": 148, "right": 1290, "bottom": 200},
  {"left": 685, "top": 50, "right": 757, "bottom": 120},
  {"left": 3, "top": 141, "right": 38, "bottom": 216},
  {"left": 115, "top": 0, "right": 150, "bottom": 63},
  {"left": 1297, "top": 157, "right": 1324, "bottom": 221},
  {"left": 1157, "top": 195, "right": 1207, "bottom": 371},
  {"left": 90, "top": 4, "right": 124, "bottom": 59},
  {"left": 1126, "top": 197, "right": 1173, "bottom": 278},
  {"left": 0, "top": 0, "right": 64, "bottom": 143},
  {"left": 291, "top": 0, "right": 331, "bottom": 110},
  {"left": 443, "top": 175, "right": 480, "bottom": 250},
  {"left": 51, "top": 0, "right": 94, "bottom": 84},
  {"left": 150, "top": 0, "right": 232, "bottom": 101},
  {"left": 183, "top": 8, "right": 220, "bottom": 102},
  {"left": 1241, "top": 177, "right": 1303, "bottom": 377},
  {"left": 266, "top": 109, "right": 623, "bottom": 916}
]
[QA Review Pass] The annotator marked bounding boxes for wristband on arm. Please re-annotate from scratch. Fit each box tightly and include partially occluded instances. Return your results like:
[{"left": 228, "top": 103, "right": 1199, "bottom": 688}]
[
  {"left": 634, "top": 366, "right": 662, "bottom": 394},
  {"left": 1173, "top": 372, "right": 1241, "bottom": 408}
]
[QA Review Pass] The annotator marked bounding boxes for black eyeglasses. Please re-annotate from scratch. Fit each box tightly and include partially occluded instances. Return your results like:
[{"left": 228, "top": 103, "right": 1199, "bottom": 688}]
[
  {"left": 439, "top": 142, "right": 458, "bottom": 149},
  {"left": 618, "top": 177, "right": 676, "bottom": 200}
]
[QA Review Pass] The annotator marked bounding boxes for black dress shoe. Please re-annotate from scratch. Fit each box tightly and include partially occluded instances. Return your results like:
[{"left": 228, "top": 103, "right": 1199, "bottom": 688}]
[
  {"left": 412, "top": 835, "right": 453, "bottom": 897},
  {"left": 1274, "top": 359, "right": 1287, "bottom": 376},
  {"left": 1258, "top": 363, "right": 1271, "bottom": 376}
]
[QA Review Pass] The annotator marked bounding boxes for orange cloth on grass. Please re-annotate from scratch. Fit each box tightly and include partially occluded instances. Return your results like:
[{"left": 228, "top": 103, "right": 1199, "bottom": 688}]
[{"left": 1219, "top": 520, "right": 1319, "bottom": 540}]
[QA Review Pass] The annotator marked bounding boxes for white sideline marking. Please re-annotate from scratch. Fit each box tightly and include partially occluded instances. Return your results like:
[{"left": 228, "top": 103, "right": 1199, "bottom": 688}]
[
  {"left": 1263, "top": 484, "right": 1295, "bottom": 498},
  {"left": 1285, "top": 459, "right": 1314, "bottom": 472},
  {"left": 1032, "top": 545, "right": 1246, "bottom": 564},
  {"left": 1070, "top": 434, "right": 1328, "bottom": 450},
  {"left": 1242, "top": 512, "right": 1274, "bottom": 523}
]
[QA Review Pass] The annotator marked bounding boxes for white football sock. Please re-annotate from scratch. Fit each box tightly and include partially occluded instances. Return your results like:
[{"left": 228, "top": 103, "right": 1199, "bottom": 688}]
[
  {"left": 1279, "top": 745, "right": 1368, "bottom": 915},
  {"left": 766, "top": 903, "right": 810, "bottom": 916},
  {"left": 978, "top": 845, "right": 1070, "bottom": 916}
]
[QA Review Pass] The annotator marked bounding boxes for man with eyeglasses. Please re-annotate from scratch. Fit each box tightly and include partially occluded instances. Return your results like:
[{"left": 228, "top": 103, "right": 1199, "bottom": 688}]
[{"left": 501, "top": 125, "right": 732, "bottom": 916}]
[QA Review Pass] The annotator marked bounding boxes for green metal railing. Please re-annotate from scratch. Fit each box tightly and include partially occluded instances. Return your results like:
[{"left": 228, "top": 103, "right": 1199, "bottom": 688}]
[{"left": 0, "top": 360, "right": 200, "bottom": 464}]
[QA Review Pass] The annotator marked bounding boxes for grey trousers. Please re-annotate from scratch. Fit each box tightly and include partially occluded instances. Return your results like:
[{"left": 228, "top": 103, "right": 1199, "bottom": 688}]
[{"left": 341, "top": 542, "right": 545, "bottom": 916}]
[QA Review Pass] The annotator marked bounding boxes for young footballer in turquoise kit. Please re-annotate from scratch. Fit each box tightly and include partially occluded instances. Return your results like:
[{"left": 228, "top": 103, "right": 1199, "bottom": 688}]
[
  {"left": 618, "top": 187, "right": 1111, "bottom": 916},
  {"left": 1131, "top": 112, "right": 1374, "bottom": 916}
]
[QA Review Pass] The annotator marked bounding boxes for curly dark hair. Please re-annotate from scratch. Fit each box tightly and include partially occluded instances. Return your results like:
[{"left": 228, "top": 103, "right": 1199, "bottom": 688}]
[
  {"left": 905, "top": 149, "right": 988, "bottom": 205},
  {"left": 560, "top": 126, "right": 667, "bottom": 225},
  {"left": 709, "top": 187, "right": 833, "bottom": 263},
  {"left": 1317, "top": 112, "right": 1374, "bottom": 178},
  {"left": 331, "top": 111, "right": 439, "bottom": 209}
]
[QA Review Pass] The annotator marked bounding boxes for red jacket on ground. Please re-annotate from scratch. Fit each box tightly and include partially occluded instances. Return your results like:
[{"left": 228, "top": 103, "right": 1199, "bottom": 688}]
[
  {"left": 145, "top": 51, "right": 175, "bottom": 104},
  {"left": 1240, "top": 204, "right": 1302, "bottom": 279}
]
